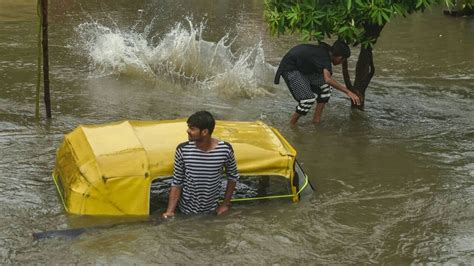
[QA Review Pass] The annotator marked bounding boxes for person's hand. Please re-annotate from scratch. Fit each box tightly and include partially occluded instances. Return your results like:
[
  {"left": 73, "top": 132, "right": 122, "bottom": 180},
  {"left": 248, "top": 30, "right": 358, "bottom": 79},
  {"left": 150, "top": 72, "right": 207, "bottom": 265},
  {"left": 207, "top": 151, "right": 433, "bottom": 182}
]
[
  {"left": 216, "top": 203, "right": 230, "bottom": 215},
  {"left": 162, "top": 211, "right": 175, "bottom": 219},
  {"left": 347, "top": 91, "right": 361, "bottom": 105}
]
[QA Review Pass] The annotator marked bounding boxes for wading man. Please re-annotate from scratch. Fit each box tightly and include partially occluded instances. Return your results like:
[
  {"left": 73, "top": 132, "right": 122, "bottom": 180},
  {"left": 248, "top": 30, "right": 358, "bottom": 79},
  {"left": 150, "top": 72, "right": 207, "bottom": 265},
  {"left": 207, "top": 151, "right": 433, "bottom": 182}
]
[
  {"left": 274, "top": 40, "right": 361, "bottom": 125},
  {"left": 162, "top": 111, "right": 239, "bottom": 217}
]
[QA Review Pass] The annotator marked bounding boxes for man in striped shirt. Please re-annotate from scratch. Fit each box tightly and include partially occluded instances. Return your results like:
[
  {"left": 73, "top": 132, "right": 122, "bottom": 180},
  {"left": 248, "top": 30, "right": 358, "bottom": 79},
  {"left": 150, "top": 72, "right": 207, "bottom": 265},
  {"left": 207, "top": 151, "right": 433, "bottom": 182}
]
[{"left": 162, "top": 111, "right": 240, "bottom": 217}]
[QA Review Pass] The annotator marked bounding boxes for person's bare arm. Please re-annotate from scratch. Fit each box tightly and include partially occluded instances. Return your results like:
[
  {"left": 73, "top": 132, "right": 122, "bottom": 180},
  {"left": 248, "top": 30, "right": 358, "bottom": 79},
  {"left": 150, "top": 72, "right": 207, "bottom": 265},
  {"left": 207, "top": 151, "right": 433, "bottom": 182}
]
[
  {"left": 163, "top": 147, "right": 185, "bottom": 218},
  {"left": 216, "top": 180, "right": 236, "bottom": 215},
  {"left": 323, "top": 69, "right": 360, "bottom": 105},
  {"left": 217, "top": 147, "right": 239, "bottom": 215},
  {"left": 163, "top": 185, "right": 182, "bottom": 218}
]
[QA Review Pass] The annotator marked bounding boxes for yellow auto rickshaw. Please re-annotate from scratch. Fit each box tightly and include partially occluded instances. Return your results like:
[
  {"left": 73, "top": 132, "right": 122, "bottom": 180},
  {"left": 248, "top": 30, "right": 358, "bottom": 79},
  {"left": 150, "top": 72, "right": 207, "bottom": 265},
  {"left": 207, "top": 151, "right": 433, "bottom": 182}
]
[{"left": 53, "top": 120, "right": 312, "bottom": 216}]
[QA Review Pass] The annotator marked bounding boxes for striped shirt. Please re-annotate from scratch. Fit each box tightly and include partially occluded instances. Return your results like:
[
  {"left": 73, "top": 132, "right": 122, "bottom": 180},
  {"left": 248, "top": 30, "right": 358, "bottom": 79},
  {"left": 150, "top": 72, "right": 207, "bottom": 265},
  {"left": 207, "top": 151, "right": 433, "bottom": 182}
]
[{"left": 171, "top": 140, "right": 239, "bottom": 214}]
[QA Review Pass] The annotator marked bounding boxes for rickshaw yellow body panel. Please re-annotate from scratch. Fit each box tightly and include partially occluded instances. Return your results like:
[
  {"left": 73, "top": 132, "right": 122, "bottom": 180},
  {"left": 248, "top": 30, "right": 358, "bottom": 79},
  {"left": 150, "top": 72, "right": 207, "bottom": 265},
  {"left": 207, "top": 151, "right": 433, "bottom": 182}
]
[{"left": 53, "top": 120, "right": 297, "bottom": 215}]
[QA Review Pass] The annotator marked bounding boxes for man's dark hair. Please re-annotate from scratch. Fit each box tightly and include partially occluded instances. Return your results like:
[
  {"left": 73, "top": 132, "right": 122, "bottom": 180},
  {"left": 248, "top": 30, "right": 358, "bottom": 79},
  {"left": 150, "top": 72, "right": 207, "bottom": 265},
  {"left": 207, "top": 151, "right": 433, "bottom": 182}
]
[
  {"left": 331, "top": 40, "right": 351, "bottom": 58},
  {"left": 187, "top": 111, "right": 216, "bottom": 135}
]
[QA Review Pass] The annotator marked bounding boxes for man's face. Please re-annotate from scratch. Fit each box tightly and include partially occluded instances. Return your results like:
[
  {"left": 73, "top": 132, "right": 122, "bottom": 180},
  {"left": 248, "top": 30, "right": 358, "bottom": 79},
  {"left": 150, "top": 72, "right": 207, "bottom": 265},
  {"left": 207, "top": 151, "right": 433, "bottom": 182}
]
[
  {"left": 187, "top": 126, "right": 207, "bottom": 141},
  {"left": 332, "top": 56, "right": 345, "bottom": 65}
]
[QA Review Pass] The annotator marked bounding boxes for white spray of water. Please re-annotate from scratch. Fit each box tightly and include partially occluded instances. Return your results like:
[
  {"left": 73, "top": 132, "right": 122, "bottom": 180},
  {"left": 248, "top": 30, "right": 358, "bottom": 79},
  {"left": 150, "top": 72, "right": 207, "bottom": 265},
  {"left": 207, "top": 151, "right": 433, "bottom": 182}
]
[{"left": 75, "top": 19, "right": 279, "bottom": 98}]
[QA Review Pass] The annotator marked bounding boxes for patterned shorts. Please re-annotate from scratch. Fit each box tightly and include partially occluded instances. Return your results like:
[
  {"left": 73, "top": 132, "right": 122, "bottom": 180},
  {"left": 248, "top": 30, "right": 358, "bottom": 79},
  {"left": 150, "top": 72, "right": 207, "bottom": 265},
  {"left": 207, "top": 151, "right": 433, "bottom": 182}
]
[{"left": 282, "top": 71, "right": 332, "bottom": 115}]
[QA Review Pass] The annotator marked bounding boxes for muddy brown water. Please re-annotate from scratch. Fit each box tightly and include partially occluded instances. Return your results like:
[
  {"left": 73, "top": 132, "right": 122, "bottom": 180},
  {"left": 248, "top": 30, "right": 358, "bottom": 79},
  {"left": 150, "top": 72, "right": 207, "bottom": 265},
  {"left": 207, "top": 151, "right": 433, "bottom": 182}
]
[{"left": 0, "top": 0, "right": 473, "bottom": 264}]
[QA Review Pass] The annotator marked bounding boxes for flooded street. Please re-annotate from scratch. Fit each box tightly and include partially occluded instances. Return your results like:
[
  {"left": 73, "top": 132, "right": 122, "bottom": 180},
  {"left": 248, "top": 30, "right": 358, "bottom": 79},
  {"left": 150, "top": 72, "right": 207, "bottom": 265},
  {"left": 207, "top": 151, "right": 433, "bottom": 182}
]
[{"left": 0, "top": 0, "right": 473, "bottom": 263}]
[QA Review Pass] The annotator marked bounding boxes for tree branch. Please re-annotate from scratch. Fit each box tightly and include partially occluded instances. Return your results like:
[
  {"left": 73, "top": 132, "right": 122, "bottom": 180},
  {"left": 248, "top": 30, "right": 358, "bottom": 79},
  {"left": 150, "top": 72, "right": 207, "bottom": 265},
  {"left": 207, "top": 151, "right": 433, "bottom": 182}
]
[
  {"left": 342, "top": 60, "right": 353, "bottom": 90},
  {"left": 368, "top": 49, "right": 375, "bottom": 81}
]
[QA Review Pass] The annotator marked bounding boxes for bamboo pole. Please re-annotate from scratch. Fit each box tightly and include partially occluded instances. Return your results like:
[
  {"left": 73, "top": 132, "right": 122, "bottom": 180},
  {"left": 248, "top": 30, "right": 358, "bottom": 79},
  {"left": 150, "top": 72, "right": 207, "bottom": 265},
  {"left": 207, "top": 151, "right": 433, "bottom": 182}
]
[
  {"left": 456, "top": 0, "right": 464, "bottom": 11},
  {"left": 41, "top": 0, "right": 51, "bottom": 119},
  {"left": 35, "top": 0, "right": 42, "bottom": 118}
]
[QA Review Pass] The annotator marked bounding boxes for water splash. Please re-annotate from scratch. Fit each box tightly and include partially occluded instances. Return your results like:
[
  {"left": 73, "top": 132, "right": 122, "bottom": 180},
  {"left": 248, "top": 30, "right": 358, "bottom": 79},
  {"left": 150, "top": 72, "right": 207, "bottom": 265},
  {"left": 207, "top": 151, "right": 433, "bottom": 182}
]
[{"left": 75, "top": 18, "right": 278, "bottom": 98}]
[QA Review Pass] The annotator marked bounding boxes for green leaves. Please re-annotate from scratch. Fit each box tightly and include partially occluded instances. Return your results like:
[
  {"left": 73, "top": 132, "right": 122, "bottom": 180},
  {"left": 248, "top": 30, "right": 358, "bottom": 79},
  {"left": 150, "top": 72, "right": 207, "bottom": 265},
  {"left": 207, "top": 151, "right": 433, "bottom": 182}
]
[
  {"left": 392, "top": 4, "right": 407, "bottom": 16},
  {"left": 286, "top": 4, "right": 301, "bottom": 27},
  {"left": 355, "top": 0, "right": 366, "bottom": 9},
  {"left": 301, "top": 29, "right": 324, "bottom": 41},
  {"left": 263, "top": 7, "right": 281, "bottom": 36},
  {"left": 264, "top": 0, "right": 453, "bottom": 47},
  {"left": 416, "top": 0, "right": 429, "bottom": 9},
  {"left": 368, "top": 6, "right": 392, "bottom": 26}
]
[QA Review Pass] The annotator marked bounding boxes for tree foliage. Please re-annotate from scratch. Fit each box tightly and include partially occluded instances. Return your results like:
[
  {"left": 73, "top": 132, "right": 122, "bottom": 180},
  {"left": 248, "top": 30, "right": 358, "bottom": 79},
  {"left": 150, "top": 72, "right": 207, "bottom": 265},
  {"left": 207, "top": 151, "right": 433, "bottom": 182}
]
[{"left": 264, "top": 0, "right": 454, "bottom": 47}]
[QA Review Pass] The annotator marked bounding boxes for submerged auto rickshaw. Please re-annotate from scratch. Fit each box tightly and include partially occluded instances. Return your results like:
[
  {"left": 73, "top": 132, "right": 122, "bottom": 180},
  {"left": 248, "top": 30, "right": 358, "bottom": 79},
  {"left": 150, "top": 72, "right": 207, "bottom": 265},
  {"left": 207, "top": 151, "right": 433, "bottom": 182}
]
[{"left": 52, "top": 120, "right": 312, "bottom": 216}]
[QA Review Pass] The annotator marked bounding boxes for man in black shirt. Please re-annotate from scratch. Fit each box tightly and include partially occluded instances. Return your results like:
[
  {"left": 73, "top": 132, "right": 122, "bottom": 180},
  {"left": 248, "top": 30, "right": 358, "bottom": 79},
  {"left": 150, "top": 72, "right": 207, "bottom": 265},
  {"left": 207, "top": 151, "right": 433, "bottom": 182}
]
[{"left": 274, "top": 40, "right": 361, "bottom": 125}]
